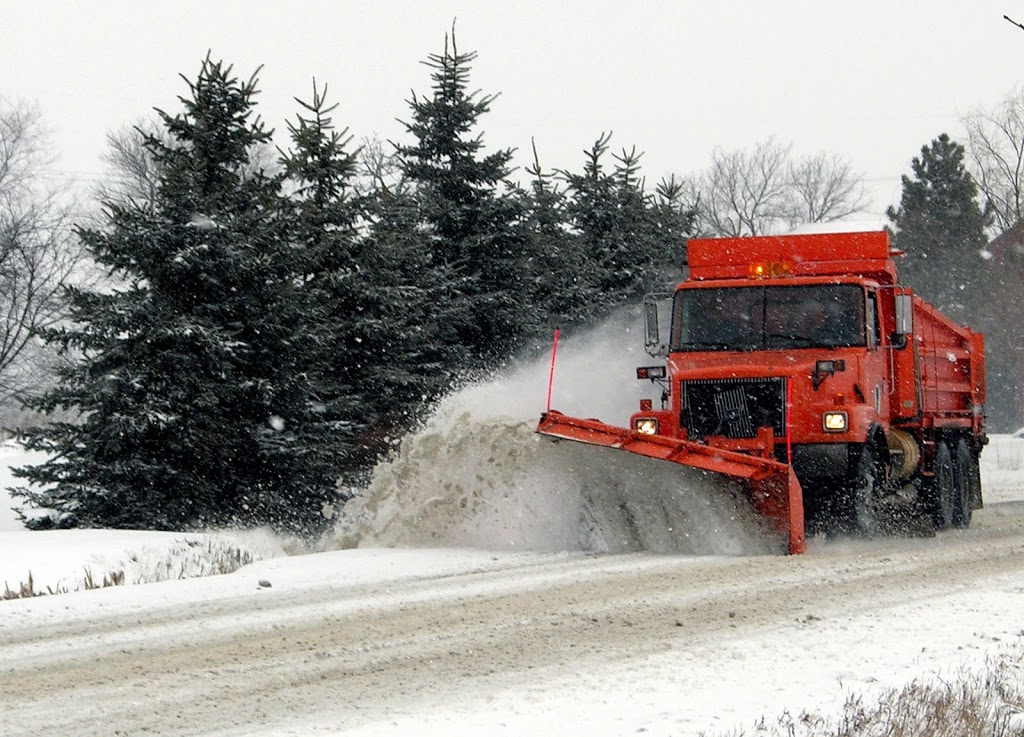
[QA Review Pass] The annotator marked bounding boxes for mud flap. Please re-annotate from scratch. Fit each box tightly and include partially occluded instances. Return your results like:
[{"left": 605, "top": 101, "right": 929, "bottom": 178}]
[{"left": 537, "top": 410, "right": 806, "bottom": 554}]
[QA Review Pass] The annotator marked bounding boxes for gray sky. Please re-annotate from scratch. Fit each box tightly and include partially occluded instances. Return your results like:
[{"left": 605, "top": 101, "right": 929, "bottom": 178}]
[{"left": 4, "top": 0, "right": 1024, "bottom": 218}]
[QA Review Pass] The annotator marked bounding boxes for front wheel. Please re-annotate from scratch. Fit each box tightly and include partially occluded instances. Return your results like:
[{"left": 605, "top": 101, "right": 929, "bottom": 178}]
[{"left": 850, "top": 444, "right": 884, "bottom": 536}]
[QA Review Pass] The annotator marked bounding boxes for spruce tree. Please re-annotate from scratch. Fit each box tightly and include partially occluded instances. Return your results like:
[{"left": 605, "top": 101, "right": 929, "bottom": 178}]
[
  {"left": 359, "top": 188, "right": 470, "bottom": 433},
  {"left": 13, "top": 57, "right": 340, "bottom": 536},
  {"left": 279, "top": 82, "right": 365, "bottom": 478},
  {"left": 518, "top": 143, "right": 591, "bottom": 332},
  {"left": 560, "top": 134, "right": 693, "bottom": 316},
  {"left": 886, "top": 133, "right": 991, "bottom": 317},
  {"left": 396, "top": 29, "right": 536, "bottom": 368},
  {"left": 279, "top": 83, "right": 460, "bottom": 477}
]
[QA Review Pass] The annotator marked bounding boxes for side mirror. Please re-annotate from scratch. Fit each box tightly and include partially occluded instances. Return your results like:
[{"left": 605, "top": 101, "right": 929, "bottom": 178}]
[
  {"left": 643, "top": 292, "right": 671, "bottom": 358},
  {"left": 892, "top": 293, "right": 913, "bottom": 349}
]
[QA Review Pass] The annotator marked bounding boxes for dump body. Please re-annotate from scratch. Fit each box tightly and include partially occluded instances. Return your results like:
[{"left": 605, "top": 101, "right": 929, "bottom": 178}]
[{"left": 537, "top": 230, "right": 987, "bottom": 552}]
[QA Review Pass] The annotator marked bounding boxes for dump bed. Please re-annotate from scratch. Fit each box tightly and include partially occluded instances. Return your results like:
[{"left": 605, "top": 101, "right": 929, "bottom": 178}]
[{"left": 912, "top": 295, "right": 985, "bottom": 424}]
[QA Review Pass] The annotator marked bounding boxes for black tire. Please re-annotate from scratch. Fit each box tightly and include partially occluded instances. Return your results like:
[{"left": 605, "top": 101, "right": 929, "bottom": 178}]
[
  {"left": 952, "top": 439, "right": 974, "bottom": 529},
  {"left": 927, "top": 441, "right": 955, "bottom": 530},
  {"left": 969, "top": 448, "right": 983, "bottom": 511},
  {"left": 850, "top": 444, "right": 883, "bottom": 537}
]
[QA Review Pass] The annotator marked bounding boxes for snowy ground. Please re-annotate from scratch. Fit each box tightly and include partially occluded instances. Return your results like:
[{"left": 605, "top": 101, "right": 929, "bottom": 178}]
[
  {"left": 3, "top": 322, "right": 1024, "bottom": 736},
  {"left": 0, "top": 441, "right": 289, "bottom": 596},
  {"left": 4, "top": 441, "right": 1024, "bottom": 737}
]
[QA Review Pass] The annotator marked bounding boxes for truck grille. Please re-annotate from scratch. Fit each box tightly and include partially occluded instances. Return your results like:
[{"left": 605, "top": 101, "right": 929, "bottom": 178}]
[{"left": 681, "top": 377, "right": 787, "bottom": 440}]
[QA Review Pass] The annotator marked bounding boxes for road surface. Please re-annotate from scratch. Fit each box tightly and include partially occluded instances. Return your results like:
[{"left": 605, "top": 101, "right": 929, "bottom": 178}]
[{"left": 3, "top": 497, "right": 1023, "bottom": 736}]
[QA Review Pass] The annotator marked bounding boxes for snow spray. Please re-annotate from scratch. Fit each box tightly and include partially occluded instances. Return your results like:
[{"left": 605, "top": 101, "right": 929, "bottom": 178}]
[{"left": 328, "top": 309, "right": 779, "bottom": 555}]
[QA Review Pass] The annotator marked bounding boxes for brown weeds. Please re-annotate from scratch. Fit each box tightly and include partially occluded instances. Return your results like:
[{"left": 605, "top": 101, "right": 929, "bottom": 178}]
[
  {"left": 2, "top": 538, "right": 256, "bottom": 601},
  {"left": 706, "top": 649, "right": 1024, "bottom": 737}
]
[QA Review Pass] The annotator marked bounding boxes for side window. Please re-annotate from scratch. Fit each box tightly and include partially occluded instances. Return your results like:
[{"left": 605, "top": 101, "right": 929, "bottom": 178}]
[{"left": 867, "top": 292, "right": 880, "bottom": 349}]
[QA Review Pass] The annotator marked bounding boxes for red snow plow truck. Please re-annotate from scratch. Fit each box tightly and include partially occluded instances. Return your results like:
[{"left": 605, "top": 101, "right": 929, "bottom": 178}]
[{"left": 537, "top": 230, "right": 987, "bottom": 554}]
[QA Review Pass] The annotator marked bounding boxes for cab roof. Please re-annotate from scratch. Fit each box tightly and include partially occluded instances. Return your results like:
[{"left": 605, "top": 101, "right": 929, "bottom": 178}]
[{"left": 686, "top": 230, "right": 899, "bottom": 284}]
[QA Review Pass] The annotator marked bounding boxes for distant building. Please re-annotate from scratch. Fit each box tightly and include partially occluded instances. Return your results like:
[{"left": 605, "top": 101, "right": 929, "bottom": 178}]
[{"left": 978, "top": 222, "right": 1024, "bottom": 430}]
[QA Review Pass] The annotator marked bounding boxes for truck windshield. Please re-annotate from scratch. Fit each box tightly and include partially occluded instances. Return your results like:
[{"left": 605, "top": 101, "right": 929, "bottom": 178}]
[{"left": 672, "top": 284, "right": 865, "bottom": 352}]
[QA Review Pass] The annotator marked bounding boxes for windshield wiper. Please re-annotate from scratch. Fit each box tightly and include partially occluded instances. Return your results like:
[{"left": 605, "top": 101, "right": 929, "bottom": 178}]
[
  {"left": 765, "top": 333, "right": 818, "bottom": 347},
  {"left": 679, "top": 341, "right": 739, "bottom": 351}
]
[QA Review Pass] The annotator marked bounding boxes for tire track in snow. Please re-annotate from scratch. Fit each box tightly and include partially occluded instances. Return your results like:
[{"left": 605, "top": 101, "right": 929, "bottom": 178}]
[{"left": 3, "top": 509, "right": 1024, "bottom": 736}]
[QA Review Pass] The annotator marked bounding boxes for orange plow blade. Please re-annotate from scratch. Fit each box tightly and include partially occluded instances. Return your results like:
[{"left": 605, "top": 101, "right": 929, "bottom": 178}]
[{"left": 536, "top": 410, "right": 806, "bottom": 554}]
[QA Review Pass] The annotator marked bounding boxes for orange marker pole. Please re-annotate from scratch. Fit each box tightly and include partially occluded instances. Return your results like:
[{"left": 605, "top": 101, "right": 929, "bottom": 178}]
[
  {"left": 786, "top": 376, "right": 794, "bottom": 466},
  {"left": 546, "top": 327, "right": 560, "bottom": 412}
]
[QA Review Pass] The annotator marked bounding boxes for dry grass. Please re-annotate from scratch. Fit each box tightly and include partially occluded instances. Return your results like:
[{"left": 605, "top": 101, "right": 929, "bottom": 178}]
[
  {"left": 2, "top": 537, "right": 255, "bottom": 600},
  {"left": 2, "top": 567, "right": 124, "bottom": 599},
  {"left": 709, "top": 648, "right": 1024, "bottom": 737}
]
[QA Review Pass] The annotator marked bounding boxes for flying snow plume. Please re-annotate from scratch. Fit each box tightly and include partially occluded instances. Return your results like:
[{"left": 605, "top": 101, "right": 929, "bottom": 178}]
[{"left": 330, "top": 310, "right": 781, "bottom": 555}]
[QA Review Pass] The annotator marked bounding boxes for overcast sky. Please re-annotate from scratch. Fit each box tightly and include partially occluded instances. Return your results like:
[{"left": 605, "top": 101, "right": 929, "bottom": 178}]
[{"left": 4, "top": 1, "right": 1024, "bottom": 219}]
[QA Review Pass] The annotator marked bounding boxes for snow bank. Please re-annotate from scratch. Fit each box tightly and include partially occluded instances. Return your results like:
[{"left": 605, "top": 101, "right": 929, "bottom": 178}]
[
  {"left": 0, "top": 528, "right": 287, "bottom": 597},
  {"left": 0, "top": 439, "right": 48, "bottom": 532}
]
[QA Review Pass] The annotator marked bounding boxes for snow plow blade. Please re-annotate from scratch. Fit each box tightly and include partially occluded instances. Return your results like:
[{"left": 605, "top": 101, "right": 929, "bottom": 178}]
[{"left": 536, "top": 410, "right": 806, "bottom": 555}]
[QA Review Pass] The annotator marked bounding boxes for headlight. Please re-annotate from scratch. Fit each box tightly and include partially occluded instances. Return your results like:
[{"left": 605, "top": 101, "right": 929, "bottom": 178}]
[
  {"left": 634, "top": 418, "right": 659, "bottom": 435},
  {"left": 822, "top": 411, "right": 848, "bottom": 432}
]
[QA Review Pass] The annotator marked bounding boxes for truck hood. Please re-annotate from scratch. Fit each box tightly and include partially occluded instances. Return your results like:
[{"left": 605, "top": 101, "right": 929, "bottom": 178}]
[{"left": 667, "top": 350, "right": 840, "bottom": 381}]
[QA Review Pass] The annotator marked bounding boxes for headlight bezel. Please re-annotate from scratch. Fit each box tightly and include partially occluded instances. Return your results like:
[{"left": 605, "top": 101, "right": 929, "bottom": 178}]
[
  {"left": 633, "top": 417, "right": 659, "bottom": 435},
  {"left": 822, "top": 411, "right": 849, "bottom": 432}
]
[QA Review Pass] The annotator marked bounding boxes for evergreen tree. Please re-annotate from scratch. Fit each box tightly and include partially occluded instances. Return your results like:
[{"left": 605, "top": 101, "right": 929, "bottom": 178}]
[
  {"left": 396, "top": 29, "right": 537, "bottom": 369},
  {"left": 280, "top": 83, "right": 461, "bottom": 476},
  {"left": 517, "top": 142, "right": 591, "bottom": 332},
  {"left": 359, "top": 188, "right": 470, "bottom": 435},
  {"left": 560, "top": 134, "right": 694, "bottom": 315},
  {"left": 886, "top": 133, "right": 991, "bottom": 317},
  {"left": 650, "top": 174, "right": 698, "bottom": 276},
  {"left": 13, "top": 57, "right": 340, "bottom": 536},
  {"left": 279, "top": 82, "right": 365, "bottom": 477}
]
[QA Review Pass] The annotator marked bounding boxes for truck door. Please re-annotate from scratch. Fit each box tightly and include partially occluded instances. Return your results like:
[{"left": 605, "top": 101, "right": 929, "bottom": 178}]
[
  {"left": 863, "top": 290, "right": 890, "bottom": 422},
  {"left": 884, "top": 288, "right": 919, "bottom": 420}
]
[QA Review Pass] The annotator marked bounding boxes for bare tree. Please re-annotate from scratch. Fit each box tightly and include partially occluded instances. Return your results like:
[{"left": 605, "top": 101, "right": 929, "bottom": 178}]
[
  {"left": 357, "top": 134, "right": 410, "bottom": 198},
  {"left": 94, "top": 120, "right": 164, "bottom": 212},
  {"left": 0, "top": 97, "right": 85, "bottom": 404},
  {"left": 96, "top": 117, "right": 280, "bottom": 212},
  {"left": 788, "top": 151, "right": 868, "bottom": 224},
  {"left": 681, "top": 137, "right": 867, "bottom": 237},
  {"left": 698, "top": 137, "right": 794, "bottom": 236},
  {"left": 962, "top": 87, "right": 1024, "bottom": 234}
]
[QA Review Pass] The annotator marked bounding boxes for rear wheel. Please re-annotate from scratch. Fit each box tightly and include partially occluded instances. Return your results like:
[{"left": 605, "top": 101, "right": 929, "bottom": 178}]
[
  {"left": 926, "top": 441, "right": 955, "bottom": 530},
  {"left": 952, "top": 439, "right": 974, "bottom": 529},
  {"left": 969, "top": 447, "right": 983, "bottom": 511}
]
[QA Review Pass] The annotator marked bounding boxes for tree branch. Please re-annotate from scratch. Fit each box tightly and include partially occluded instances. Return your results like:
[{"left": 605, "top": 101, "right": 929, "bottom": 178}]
[{"left": 1004, "top": 14, "right": 1024, "bottom": 31}]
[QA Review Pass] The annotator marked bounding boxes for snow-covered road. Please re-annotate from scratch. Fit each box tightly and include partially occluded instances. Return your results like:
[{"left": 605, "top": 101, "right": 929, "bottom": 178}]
[
  {"left": 3, "top": 496, "right": 1024, "bottom": 736},
  {"left": 3, "top": 325, "right": 1024, "bottom": 736}
]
